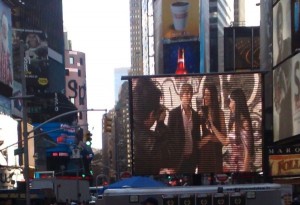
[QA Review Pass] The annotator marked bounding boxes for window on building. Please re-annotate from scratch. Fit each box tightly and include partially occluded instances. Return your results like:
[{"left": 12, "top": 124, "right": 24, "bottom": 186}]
[
  {"left": 79, "top": 58, "right": 84, "bottom": 65},
  {"left": 69, "top": 57, "right": 74, "bottom": 64},
  {"left": 65, "top": 69, "right": 69, "bottom": 76},
  {"left": 78, "top": 70, "right": 81, "bottom": 77},
  {"left": 70, "top": 97, "right": 75, "bottom": 104},
  {"left": 78, "top": 111, "right": 82, "bottom": 120}
]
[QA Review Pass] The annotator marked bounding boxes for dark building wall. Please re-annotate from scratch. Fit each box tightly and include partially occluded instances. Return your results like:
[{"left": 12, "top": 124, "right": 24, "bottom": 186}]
[{"left": 210, "top": 27, "right": 218, "bottom": 72}]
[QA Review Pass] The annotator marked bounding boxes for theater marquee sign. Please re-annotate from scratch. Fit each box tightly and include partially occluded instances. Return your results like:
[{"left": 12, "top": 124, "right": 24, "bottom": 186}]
[{"left": 269, "top": 146, "right": 300, "bottom": 176}]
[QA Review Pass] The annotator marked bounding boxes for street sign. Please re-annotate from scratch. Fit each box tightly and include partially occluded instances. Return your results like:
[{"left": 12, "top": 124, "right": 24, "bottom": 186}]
[{"left": 14, "top": 147, "right": 24, "bottom": 156}]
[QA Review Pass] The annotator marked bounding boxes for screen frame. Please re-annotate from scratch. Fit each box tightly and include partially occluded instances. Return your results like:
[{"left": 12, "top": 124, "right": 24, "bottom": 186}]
[{"left": 125, "top": 71, "right": 265, "bottom": 176}]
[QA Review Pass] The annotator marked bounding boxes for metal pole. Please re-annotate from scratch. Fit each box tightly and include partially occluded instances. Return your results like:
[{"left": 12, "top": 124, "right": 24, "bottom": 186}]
[
  {"left": 20, "top": 40, "right": 30, "bottom": 205},
  {"left": 27, "top": 108, "right": 107, "bottom": 135},
  {"left": 77, "top": 169, "right": 80, "bottom": 203}
]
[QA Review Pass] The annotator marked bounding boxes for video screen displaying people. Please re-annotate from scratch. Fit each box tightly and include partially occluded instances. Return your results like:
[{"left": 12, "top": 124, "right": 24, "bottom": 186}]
[
  {"left": 131, "top": 73, "right": 262, "bottom": 175},
  {"left": 274, "top": 53, "right": 300, "bottom": 142},
  {"left": 273, "top": 0, "right": 292, "bottom": 67}
]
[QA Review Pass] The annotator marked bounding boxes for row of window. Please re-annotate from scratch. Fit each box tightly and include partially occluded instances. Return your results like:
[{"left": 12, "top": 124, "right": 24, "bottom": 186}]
[
  {"left": 69, "top": 56, "right": 84, "bottom": 66},
  {"left": 65, "top": 69, "right": 82, "bottom": 77}
]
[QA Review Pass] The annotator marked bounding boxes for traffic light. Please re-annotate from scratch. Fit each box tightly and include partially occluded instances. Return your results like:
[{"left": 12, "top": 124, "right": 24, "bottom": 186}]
[
  {"left": 85, "top": 131, "right": 92, "bottom": 146},
  {"left": 104, "top": 114, "right": 113, "bottom": 133}
]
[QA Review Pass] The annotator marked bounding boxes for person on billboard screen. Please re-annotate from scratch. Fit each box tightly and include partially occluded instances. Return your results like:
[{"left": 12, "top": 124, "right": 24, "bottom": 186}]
[
  {"left": 274, "top": 64, "right": 293, "bottom": 141},
  {"left": 132, "top": 78, "right": 173, "bottom": 175},
  {"left": 0, "top": 13, "right": 12, "bottom": 86},
  {"left": 227, "top": 88, "right": 254, "bottom": 172},
  {"left": 197, "top": 82, "right": 227, "bottom": 173},
  {"left": 25, "top": 32, "right": 48, "bottom": 72},
  {"left": 168, "top": 83, "right": 200, "bottom": 174},
  {"left": 275, "top": 1, "right": 291, "bottom": 66}
]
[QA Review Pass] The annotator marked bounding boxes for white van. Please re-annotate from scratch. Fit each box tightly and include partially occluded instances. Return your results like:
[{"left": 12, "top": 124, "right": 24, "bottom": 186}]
[{"left": 96, "top": 183, "right": 282, "bottom": 205}]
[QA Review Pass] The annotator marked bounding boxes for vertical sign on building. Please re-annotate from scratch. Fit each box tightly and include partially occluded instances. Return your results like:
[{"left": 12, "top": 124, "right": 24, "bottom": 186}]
[{"left": 0, "top": 2, "right": 12, "bottom": 88}]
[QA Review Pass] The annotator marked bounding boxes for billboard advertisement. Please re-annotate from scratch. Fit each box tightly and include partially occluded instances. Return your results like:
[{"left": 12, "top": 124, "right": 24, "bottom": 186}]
[
  {"left": 163, "top": 39, "right": 200, "bottom": 74},
  {"left": 12, "top": 29, "right": 49, "bottom": 94},
  {"left": 34, "top": 122, "right": 76, "bottom": 155},
  {"left": 292, "top": 0, "right": 300, "bottom": 52},
  {"left": 269, "top": 145, "right": 300, "bottom": 176},
  {"left": 0, "top": 2, "right": 12, "bottom": 88},
  {"left": 224, "top": 27, "right": 260, "bottom": 72},
  {"left": 130, "top": 73, "right": 262, "bottom": 175},
  {"left": 162, "top": 0, "right": 199, "bottom": 39},
  {"left": 161, "top": 0, "right": 200, "bottom": 74},
  {"left": 273, "top": 0, "right": 292, "bottom": 67},
  {"left": 273, "top": 52, "right": 300, "bottom": 141}
]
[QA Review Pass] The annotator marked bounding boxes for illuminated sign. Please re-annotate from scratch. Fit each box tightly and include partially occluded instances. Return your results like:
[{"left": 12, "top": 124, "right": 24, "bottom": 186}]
[
  {"left": 52, "top": 152, "right": 69, "bottom": 157},
  {"left": 269, "top": 145, "right": 300, "bottom": 176}
]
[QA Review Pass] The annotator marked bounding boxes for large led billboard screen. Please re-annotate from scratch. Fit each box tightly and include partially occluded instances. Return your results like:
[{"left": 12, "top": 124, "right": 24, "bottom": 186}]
[
  {"left": 130, "top": 73, "right": 262, "bottom": 175},
  {"left": 274, "top": 52, "right": 300, "bottom": 141}
]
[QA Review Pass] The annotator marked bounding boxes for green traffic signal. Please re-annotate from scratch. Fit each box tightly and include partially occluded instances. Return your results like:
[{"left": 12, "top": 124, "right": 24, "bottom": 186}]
[{"left": 86, "top": 140, "right": 92, "bottom": 146}]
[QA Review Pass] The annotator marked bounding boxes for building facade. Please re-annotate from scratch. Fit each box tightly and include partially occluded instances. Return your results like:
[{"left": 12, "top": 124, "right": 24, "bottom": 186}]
[
  {"left": 209, "top": 0, "right": 233, "bottom": 72},
  {"left": 65, "top": 50, "right": 88, "bottom": 135}
]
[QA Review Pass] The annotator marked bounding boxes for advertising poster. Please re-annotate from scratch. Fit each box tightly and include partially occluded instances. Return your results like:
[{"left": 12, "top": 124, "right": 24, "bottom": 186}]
[
  {"left": 224, "top": 27, "right": 260, "bottom": 71},
  {"left": 162, "top": 0, "right": 199, "bottom": 40},
  {"left": 292, "top": 0, "right": 300, "bottom": 52},
  {"left": 0, "top": 2, "right": 12, "bottom": 88},
  {"left": 12, "top": 29, "right": 49, "bottom": 94},
  {"left": 33, "top": 122, "right": 76, "bottom": 155},
  {"left": 0, "top": 115, "right": 18, "bottom": 166},
  {"left": 163, "top": 39, "right": 200, "bottom": 74},
  {"left": 273, "top": 0, "right": 292, "bottom": 67},
  {"left": 274, "top": 53, "right": 300, "bottom": 141},
  {"left": 130, "top": 73, "right": 262, "bottom": 175},
  {"left": 269, "top": 146, "right": 300, "bottom": 177}
]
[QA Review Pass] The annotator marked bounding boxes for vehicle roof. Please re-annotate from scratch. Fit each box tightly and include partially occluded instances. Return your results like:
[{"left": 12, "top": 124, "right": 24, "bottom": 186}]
[{"left": 103, "top": 183, "right": 281, "bottom": 196}]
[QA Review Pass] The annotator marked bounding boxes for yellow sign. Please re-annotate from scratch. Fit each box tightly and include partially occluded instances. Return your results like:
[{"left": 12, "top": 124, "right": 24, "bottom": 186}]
[{"left": 269, "top": 154, "right": 300, "bottom": 176}]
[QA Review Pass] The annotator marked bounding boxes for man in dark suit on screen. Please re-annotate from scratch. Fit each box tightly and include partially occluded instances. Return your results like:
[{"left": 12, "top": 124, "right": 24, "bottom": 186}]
[{"left": 168, "top": 83, "right": 201, "bottom": 174}]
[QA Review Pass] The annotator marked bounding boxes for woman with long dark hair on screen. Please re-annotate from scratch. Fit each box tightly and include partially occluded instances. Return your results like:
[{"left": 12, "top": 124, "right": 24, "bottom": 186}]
[
  {"left": 227, "top": 88, "right": 254, "bottom": 172},
  {"left": 198, "top": 82, "right": 227, "bottom": 173}
]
